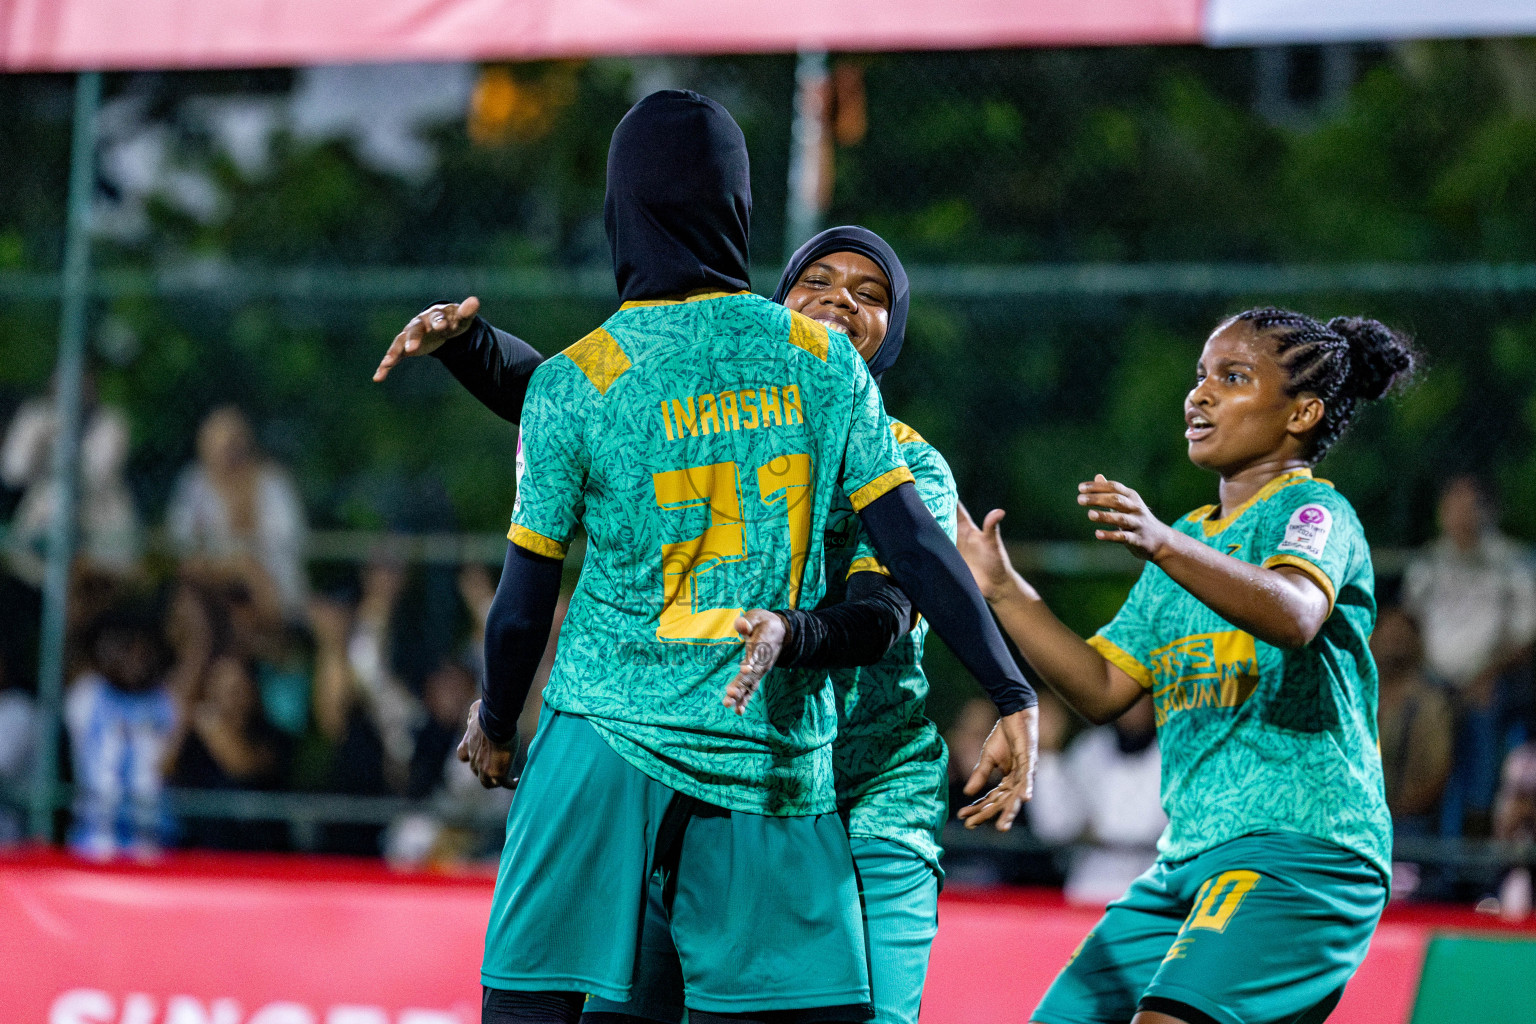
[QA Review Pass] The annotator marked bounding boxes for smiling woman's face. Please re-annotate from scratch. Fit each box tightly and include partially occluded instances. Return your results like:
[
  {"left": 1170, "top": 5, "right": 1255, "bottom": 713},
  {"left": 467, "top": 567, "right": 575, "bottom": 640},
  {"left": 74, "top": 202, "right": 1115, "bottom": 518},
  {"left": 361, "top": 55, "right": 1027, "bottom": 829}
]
[{"left": 782, "top": 251, "right": 891, "bottom": 363}]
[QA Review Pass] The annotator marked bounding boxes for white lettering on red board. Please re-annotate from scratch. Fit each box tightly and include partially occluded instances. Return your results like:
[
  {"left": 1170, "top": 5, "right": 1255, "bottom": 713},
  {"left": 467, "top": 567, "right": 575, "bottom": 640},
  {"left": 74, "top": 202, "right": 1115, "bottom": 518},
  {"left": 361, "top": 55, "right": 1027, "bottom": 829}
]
[{"left": 49, "top": 992, "right": 462, "bottom": 1024}]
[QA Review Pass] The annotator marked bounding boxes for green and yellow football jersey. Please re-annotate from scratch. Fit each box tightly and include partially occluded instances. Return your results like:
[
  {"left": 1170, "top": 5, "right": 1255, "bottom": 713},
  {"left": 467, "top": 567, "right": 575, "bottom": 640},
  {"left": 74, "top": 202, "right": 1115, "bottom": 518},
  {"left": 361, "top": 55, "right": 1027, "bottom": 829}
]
[
  {"left": 510, "top": 291, "right": 913, "bottom": 816},
  {"left": 1088, "top": 469, "right": 1392, "bottom": 877},
  {"left": 823, "top": 421, "right": 955, "bottom": 872}
]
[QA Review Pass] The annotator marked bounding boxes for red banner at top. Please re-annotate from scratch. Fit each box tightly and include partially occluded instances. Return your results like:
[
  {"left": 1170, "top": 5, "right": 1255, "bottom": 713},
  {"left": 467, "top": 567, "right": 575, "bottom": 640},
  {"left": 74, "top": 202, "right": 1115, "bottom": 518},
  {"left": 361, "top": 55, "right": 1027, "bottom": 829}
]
[{"left": 0, "top": 0, "right": 1204, "bottom": 72}]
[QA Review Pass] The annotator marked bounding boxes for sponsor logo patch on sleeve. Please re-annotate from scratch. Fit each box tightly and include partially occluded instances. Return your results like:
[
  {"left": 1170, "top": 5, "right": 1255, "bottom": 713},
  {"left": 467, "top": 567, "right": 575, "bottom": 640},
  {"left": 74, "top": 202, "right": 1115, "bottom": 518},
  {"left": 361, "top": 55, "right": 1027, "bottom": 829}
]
[{"left": 1277, "top": 503, "right": 1332, "bottom": 559}]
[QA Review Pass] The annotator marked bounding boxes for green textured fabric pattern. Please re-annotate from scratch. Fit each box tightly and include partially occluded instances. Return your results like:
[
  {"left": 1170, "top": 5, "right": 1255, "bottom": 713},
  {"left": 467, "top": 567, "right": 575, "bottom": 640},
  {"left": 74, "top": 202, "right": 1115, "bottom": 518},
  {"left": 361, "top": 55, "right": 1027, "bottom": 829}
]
[
  {"left": 826, "top": 424, "right": 956, "bottom": 871},
  {"left": 1093, "top": 470, "right": 1393, "bottom": 877},
  {"left": 510, "top": 292, "right": 909, "bottom": 816}
]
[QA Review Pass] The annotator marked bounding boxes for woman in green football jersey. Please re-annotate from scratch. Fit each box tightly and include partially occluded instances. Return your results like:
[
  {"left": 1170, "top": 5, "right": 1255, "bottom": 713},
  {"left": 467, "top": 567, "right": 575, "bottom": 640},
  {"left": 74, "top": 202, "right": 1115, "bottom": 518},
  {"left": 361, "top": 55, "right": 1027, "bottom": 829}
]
[
  {"left": 958, "top": 307, "right": 1416, "bottom": 1024},
  {"left": 377, "top": 225, "right": 1009, "bottom": 1024}
]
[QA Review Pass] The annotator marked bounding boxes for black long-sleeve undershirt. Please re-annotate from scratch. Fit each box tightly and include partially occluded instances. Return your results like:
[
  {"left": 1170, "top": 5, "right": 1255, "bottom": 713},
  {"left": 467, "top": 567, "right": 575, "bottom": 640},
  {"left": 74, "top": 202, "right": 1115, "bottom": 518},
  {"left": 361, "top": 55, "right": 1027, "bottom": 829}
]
[
  {"left": 432, "top": 316, "right": 545, "bottom": 425},
  {"left": 775, "top": 570, "right": 916, "bottom": 669},
  {"left": 857, "top": 482, "right": 1037, "bottom": 715},
  {"left": 478, "top": 542, "right": 563, "bottom": 747}
]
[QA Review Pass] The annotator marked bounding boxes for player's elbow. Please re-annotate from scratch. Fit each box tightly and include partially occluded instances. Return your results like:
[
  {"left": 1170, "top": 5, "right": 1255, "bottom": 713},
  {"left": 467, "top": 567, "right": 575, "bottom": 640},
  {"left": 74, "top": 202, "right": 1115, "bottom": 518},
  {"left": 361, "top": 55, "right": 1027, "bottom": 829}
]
[
  {"left": 1266, "top": 614, "right": 1322, "bottom": 651},
  {"left": 1080, "top": 704, "right": 1120, "bottom": 727},
  {"left": 487, "top": 602, "right": 547, "bottom": 647}
]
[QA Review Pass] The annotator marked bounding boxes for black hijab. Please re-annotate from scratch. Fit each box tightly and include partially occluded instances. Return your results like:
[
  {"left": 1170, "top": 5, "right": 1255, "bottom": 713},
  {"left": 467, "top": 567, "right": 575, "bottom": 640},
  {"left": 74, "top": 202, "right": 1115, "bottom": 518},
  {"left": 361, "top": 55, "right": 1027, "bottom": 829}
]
[
  {"left": 604, "top": 90, "right": 753, "bottom": 302},
  {"left": 772, "top": 226, "right": 910, "bottom": 380}
]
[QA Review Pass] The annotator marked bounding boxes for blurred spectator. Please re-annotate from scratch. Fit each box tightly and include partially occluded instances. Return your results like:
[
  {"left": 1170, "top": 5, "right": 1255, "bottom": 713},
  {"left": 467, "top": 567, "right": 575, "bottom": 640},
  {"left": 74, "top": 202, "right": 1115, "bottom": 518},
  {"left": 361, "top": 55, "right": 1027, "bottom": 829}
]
[
  {"left": 166, "top": 654, "right": 290, "bottom": 851},
  {"left": 407, "top": 659, "right": 479, "bottom": 800},
  {"left": 166, "top": 407, "right": 308, "bottom": 619},
  {"left": 1373, "top": 606, "right": 1454, "bottom": 833},
  {"left": 347, "top": 556, "right": 424, "bottom": 792},
  {"left": 1492, "top": 743, "right": 1536, "bottom": 920},
  {"left": 0, "top": 653, "right": 35, "bottom": 844},
  {"left": 255, "top": 623, "right": 317, "bottom": 739},
  {"left": 64, "top": 607, "right": 175, "bottom": 860},
  {"left": 1404, "top": 475, "right": 1536, "bottom": 836},
  {"left": 457, "top": 562, "right": 496, "bottom": 684},
  {"left": 308, "top": 594, "right": 392, "bottom": 855},
  {"left": 1, "top": 371, "right": 142, "bottom": 585},
  {"left": 385, "top": 657, "right": 513, "bottom": 868},
  {"left": 1030, "top": 692, "right": 1166, "bottom": 906}
]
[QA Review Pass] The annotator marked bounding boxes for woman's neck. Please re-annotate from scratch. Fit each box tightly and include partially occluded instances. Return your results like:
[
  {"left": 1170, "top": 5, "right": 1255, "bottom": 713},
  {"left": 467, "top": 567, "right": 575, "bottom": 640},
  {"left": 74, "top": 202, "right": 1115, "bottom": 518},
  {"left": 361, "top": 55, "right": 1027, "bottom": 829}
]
[{"left": 1216, "top": 455, "right": 1311, "bottom": 518}]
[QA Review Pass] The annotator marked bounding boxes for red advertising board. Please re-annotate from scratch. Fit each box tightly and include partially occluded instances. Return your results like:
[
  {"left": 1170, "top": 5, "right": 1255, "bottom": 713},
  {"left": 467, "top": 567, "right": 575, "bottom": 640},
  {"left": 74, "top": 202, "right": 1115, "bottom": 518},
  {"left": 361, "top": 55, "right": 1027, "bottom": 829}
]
[{"left": 2, "top": 850, "right": 1532, "bottom": 1024}]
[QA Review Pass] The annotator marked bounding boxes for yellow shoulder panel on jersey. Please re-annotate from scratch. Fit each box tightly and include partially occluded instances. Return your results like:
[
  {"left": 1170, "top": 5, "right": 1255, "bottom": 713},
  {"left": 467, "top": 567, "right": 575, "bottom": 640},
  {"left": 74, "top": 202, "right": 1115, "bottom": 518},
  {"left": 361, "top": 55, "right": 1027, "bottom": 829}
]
[
  {"left": 786, "top": 310, "right": 830, "bottom": 361},
  {"left": 562, "top": 328, "right": 631, "bottom": 395},
  {"left": 890, "top": 421, "right": 925, "bottom": 446}
]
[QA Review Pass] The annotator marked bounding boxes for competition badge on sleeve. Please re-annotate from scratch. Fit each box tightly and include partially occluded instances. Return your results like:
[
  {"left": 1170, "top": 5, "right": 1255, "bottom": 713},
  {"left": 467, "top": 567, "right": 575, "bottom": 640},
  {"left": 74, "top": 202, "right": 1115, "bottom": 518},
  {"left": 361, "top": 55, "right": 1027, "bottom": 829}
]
[{"left": 1278, "top": 504, "right": 1332, "bottom": 560}]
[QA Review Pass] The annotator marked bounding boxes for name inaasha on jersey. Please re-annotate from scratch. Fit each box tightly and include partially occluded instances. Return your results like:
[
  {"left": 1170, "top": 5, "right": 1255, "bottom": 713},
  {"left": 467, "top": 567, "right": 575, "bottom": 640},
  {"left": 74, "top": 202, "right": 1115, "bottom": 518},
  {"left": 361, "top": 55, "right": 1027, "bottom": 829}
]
[{"left": 660, "top": 384, "right": 805, "bottom": 441}]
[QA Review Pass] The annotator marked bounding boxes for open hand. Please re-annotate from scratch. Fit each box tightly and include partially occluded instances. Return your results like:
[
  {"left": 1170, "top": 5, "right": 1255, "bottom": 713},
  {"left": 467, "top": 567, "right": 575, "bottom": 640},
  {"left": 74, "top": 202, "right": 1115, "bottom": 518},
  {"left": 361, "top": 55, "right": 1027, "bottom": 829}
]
[
  {"left": 955, "top": 707, "right": 1039, "bottom": 831},
  {"left": 1079, "top": 475, "right": 1174, "bottom": 561},
  {"left": 722, "top": 610, "right": 786, "bottom": 715},
  {"left": 374, "top": 296, "right": 481, "bottom": 382},
  {"left": 457, "top": 699, "right": 515, "bottom": 789},
  {"left": 955, "top": 503, "right": 1035, "bottom": 603}
]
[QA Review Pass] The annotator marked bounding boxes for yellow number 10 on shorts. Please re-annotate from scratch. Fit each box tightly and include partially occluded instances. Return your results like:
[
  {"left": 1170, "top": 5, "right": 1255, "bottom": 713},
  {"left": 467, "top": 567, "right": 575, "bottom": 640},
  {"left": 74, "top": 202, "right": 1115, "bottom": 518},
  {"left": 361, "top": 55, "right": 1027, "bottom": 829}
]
[{"left": 1185, "top": 869, "right": 1260, "bottom": 933}]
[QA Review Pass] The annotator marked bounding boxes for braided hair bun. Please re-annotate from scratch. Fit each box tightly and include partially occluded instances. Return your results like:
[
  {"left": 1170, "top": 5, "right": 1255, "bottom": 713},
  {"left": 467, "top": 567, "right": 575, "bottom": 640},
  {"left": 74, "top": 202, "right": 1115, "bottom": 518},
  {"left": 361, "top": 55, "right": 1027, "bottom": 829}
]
[
  {"left": 1234, "top": 307, "right": 1420, "bottom": 462},
  {"left": 1327, "top": 316, "right": 1417, "bottom": 402}
]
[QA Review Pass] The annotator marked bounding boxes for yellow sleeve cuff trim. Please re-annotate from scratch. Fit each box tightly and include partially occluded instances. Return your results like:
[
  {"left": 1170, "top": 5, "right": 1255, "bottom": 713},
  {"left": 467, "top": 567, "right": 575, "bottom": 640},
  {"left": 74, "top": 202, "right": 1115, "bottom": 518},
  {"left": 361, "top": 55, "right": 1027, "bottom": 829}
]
[
  {"left": 1263, "top": 554, "right": 1338, "bottom": 616},
  {"left": 1088, "top": 635, "right": 1155, "bottom": 691},
  {"left": 508, "top": 524, "right": 568, "bottom": 560},
  {"left": 847, "top": 556, "right": 891, "bottom": 579},
  {"left": 848, "top": 466, "right": 915, "bottom": 512},
  {"left": 890, "top": 421, "right": 925, "bottom": 446}
]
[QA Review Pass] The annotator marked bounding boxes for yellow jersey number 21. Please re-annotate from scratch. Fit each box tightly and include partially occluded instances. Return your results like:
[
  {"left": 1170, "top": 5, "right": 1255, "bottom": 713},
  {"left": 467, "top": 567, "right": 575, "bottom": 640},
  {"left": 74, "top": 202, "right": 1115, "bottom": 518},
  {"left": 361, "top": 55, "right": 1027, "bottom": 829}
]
[{"left": 653, "top": 453, "right": 813, "bottom": 642}]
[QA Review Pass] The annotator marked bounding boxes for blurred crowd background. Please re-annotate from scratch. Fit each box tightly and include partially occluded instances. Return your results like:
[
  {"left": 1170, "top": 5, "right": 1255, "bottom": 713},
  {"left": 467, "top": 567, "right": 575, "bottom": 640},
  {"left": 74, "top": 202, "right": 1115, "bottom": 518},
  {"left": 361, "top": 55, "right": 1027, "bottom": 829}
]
[{"left": 2, "top": 41, "right": 1535, "bottom": 912}]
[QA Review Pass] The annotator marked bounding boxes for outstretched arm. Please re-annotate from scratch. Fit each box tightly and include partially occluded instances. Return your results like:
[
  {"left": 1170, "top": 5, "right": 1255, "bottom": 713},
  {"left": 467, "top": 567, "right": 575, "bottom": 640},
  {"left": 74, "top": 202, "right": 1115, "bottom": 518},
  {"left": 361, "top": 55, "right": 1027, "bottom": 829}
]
[
  {"left": 458, "top": 541, "right": 563, "bottom": 788},
  {"left": 858, "top": 483, "right": 1035, "bottom": 714},
  {"left": 855, "top": 482, "right": 1040, "bottom": 831},
  {"left": 374, "top": 297, "right": 546, "bottom": 424},
  {"left": 1079, "top": 475, "right": 1329, "bottom": 650},
  {"left": 435, "top": 317, "right": 546, "bottom": 424},
  {"left": 950, "top": 502, "right": 1146, "bottom": 832},
  {"left": 956, "top": 504, "right": 1145, "bottom": 725}
]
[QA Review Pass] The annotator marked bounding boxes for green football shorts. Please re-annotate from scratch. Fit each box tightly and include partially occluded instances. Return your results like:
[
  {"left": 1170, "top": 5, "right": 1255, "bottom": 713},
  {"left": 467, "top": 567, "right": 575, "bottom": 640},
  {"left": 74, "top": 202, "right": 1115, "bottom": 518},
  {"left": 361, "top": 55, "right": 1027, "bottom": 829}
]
[
  {"left": 481, "top": 708, "right": 871, "bottom": 1016},
  {"left": 584, "top": 835, "right": 940, "bottom": 1024},
  {"left": 1032, "top": 831, "right": 1387, "bottom": 1024}
]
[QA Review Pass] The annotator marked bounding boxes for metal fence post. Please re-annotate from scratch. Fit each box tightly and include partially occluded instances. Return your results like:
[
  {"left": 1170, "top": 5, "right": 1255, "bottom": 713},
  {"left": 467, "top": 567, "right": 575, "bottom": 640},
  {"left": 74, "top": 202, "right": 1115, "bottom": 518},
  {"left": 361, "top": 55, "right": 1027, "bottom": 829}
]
[
  {"left": 30, "top": 70, "right": 102, "bottom": 841},
  {"left": 784, "top": 50, "right": 830, "bottom": 262}
]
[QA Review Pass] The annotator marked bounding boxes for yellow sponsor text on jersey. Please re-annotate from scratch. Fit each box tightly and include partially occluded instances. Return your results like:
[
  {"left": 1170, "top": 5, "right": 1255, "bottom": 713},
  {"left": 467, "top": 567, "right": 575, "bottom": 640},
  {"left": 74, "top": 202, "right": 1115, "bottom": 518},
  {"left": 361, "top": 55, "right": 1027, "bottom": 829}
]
[
  {"left": 659, "top": 384, "right": 805, "bottom": 440},
  {"left": 1148, "top": 630, "right": 1260, "bottom": 727}
]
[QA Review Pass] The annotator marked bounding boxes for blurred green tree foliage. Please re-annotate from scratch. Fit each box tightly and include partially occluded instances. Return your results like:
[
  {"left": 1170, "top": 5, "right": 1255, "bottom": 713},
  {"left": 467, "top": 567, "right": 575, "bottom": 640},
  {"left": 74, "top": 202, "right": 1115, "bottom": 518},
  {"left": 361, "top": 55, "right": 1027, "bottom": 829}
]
[{"left": 1, "top": 41, "right": 1534, "bottom": 552}]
